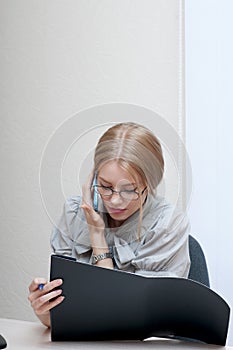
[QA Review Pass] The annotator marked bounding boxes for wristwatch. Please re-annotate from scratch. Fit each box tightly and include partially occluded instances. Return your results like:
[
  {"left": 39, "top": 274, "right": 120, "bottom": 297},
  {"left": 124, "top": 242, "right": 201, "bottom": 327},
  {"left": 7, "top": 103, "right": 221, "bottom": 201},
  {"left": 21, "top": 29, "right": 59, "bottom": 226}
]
[{"left": 92, "top": 252, "right": 113, "bottom": 265}]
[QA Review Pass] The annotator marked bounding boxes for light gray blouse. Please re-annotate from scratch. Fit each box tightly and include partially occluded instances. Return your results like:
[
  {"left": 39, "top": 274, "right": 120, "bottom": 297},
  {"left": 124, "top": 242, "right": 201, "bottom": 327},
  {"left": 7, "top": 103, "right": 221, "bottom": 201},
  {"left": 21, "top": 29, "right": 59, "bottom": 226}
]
[{"left": 51, "top": 194, "right": 191, "bottom": 278}]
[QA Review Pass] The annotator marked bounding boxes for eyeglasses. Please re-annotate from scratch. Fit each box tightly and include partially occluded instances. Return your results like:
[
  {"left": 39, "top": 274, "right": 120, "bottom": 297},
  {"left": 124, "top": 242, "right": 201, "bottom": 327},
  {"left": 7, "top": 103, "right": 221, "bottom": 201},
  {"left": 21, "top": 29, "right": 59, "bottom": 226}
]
[{"left": 93, "top": 185, "right": 147, "bottom": 201}]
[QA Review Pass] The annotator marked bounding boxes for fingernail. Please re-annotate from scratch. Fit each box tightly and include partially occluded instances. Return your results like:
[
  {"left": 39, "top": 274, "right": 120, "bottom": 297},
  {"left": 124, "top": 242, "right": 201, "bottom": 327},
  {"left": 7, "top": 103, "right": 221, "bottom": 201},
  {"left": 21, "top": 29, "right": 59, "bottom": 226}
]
[
  {"left": 56, "top": 289, "right": 62, "bottom": 294},
  {"left": 59, "top": 296, "right": 65, "bottom": 302}
]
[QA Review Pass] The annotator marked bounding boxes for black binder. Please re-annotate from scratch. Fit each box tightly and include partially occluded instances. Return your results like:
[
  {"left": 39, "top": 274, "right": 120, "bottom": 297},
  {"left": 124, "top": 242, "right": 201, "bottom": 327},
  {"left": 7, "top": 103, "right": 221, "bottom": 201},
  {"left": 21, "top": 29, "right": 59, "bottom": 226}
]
[
  {"left": 0, "top": 335, "right": 7, "bottom": 349},
  {"left": 50, "top": 254, "right": 230, "bottom": 345}
]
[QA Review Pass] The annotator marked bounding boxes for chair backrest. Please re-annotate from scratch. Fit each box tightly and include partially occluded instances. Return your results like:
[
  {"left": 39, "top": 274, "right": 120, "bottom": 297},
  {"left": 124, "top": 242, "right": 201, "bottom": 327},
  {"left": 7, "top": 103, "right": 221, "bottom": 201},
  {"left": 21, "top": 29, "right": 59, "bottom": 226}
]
[{"left": 188, "top": 235, "right": 210, "bottom": 287}]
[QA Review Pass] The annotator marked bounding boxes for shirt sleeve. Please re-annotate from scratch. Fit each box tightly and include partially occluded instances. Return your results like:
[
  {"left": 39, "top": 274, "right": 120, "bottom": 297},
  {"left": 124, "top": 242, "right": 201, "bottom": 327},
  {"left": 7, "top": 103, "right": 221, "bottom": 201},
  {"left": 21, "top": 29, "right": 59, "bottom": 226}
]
[
  {"left": 50, "top": 197, "right": 81, "bottom": 256},
  {"left": 131, "top": 210, "right": 191, "bottom": 278}
]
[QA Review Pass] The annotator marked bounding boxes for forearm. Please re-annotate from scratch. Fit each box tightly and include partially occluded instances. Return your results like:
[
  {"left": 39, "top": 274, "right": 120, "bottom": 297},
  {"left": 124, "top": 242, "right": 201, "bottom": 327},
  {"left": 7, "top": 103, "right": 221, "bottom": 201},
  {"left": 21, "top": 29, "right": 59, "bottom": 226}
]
[
  {"left": 91, "top": 229, "right": 114, "bottom": 269},
  {"left": 81, "top": 196, "right": 113, "bottom": 269}
]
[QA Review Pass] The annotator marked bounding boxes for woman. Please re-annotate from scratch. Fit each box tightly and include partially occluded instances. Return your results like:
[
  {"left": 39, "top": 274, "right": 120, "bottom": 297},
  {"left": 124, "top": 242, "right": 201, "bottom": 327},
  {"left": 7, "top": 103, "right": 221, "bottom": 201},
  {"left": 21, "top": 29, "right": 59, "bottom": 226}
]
[{"left": 28, "top": 122, "right": 191, "bottom": 327}]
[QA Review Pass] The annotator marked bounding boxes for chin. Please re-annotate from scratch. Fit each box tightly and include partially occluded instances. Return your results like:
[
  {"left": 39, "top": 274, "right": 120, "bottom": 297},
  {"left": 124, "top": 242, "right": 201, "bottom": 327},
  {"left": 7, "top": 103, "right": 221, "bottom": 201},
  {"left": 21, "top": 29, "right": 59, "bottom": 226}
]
[{"left": 109, "top": 212, "right": 128, "bottom": 220}]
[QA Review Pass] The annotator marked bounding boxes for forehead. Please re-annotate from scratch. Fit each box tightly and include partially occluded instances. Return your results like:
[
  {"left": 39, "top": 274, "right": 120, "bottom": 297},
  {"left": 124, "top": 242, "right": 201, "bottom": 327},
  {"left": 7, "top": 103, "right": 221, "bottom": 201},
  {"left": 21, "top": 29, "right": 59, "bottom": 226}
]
[{"left": 98, "top": 160, "right": 139, "bottom": 185}]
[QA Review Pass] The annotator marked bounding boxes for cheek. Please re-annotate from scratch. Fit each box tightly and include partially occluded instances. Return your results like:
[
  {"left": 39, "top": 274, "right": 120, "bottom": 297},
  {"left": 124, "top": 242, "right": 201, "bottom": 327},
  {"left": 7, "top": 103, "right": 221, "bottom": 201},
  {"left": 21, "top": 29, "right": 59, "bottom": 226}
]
[{"left": 127, "top": 201, "right": 140, "bottom": 213}]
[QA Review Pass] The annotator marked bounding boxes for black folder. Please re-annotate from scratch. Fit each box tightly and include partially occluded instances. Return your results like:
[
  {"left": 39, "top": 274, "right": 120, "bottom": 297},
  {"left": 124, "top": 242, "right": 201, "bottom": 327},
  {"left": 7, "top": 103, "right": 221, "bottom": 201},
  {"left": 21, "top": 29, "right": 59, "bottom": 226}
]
[
  {"left": 0, "top": 335, "right": 7, "bottom": 349},
  {"left": 50, "top": 254, "right": 230, "bottom": 345}
]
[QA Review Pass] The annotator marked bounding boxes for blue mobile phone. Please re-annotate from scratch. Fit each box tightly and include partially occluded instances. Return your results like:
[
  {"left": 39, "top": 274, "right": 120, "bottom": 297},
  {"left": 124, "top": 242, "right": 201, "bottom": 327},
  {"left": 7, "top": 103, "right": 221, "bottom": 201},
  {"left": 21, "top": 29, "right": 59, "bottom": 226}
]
[{"left": 92, "top": 173, "right": 99, "bottom": 212}]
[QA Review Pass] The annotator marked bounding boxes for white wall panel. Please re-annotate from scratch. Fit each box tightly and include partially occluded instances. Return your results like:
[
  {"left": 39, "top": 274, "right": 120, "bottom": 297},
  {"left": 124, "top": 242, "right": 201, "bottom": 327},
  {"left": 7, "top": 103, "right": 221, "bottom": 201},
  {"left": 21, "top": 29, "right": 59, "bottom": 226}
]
[
  {"left": 0, "top": 0, "right": 185, "bottom": 322},
  {"left": 185, "top": 0, "right": 233, "bottom": 345}
]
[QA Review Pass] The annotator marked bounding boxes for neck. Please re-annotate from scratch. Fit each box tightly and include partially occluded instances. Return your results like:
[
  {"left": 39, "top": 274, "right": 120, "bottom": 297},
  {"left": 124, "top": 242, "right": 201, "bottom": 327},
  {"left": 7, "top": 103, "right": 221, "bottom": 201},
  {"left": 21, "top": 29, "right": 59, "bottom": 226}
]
[{"left": 107, "top": 214, "right": 124, "bottom": 228}]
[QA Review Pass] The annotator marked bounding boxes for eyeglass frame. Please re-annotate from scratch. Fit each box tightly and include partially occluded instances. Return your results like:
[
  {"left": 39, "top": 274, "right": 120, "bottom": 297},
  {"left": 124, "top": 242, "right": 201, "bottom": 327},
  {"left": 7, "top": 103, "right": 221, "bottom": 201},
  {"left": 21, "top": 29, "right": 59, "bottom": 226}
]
[{"left": 92, "top": 185, "right": 147, "bottom": 201}]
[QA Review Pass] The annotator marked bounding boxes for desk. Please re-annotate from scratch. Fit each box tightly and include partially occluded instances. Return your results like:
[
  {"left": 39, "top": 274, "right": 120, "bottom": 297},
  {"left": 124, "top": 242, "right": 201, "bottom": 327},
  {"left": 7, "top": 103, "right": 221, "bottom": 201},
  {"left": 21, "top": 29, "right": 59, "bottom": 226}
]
[{"left": 0, "top": 318, "right": 232, "bottom": 350}]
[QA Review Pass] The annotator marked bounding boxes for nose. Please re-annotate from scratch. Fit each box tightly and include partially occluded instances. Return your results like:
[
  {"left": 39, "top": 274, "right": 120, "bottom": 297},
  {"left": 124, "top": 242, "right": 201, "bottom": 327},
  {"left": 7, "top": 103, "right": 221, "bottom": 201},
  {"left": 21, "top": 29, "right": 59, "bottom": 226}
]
[{"left": 109, "top": 192, "right": 124, "bottom": 205}]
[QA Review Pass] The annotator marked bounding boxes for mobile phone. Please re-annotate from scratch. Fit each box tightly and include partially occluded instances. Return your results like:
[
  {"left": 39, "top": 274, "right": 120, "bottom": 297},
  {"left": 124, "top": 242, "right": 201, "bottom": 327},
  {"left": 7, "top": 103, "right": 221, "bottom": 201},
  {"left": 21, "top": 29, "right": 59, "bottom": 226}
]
[{"left": 92, "top": 172, "right": 99, "bottom": 212}]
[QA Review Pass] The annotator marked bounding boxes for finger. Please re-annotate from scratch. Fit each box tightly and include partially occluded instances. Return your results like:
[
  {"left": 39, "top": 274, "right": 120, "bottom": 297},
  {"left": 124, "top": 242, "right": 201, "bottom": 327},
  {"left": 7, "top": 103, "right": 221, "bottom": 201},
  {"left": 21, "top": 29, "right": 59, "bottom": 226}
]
[
  {"left": 82, "top": 171, "right": 95, "bottom": 206},
  {"left": 42, "top": 279, "right": 63, "bottom": 293},
  {"left": 81, "top": 204, "right": 100, "bottom": 223},
  {"left": 28, "top": 277, "right": 47, "bottom": 293},
  {"left": 82, "top": 184, "right": 92, "bottom": 207},
  {"left": 80, "top": 203, "right": 92, "bottom": 213},
  {"left": 28, "top": 278, "right": 63, "bottom": 303},
  {"left": 31, "top": 289, "right": 63, "bottom": 312},
  {"left": 87, "top": 170, "right": 95, "bottom": 187},
  {"left": 36, "top": 295, "right": 65, "bottom": 315}
]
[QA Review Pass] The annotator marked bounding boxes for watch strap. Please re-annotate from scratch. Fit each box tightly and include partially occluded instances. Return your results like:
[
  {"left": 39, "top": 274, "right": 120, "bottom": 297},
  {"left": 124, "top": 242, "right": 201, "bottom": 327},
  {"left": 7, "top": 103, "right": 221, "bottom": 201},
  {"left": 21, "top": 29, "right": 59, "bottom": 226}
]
[{"left": 92, "top": 252, "right": 113, "bottom": 264}]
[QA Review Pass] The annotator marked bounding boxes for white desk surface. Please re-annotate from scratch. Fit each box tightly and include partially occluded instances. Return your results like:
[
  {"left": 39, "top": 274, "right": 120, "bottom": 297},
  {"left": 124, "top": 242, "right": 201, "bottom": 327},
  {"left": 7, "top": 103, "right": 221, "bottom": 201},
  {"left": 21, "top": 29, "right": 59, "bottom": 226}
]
[{"left": 0, "top": 318, "right": 232, "bottom": 350}]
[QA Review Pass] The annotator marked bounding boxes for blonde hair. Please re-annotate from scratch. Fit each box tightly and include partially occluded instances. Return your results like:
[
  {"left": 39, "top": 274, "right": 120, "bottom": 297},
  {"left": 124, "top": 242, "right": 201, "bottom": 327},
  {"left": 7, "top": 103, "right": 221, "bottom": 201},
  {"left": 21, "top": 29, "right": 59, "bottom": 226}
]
[
  {"left": 94, "top": 122, "right": 164, "bottom": 192},
  {"left": 94, "top": 122, "right": 164, "bottom": 238}
]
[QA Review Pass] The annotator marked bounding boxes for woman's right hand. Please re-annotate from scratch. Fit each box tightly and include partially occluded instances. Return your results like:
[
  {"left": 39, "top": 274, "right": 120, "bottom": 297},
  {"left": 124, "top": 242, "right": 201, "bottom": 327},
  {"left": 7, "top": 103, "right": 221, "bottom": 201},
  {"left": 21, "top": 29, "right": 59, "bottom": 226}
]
[
  {"left": 81, "top": 171, "right": 105, "bottom": 232},
  {"left": 28, "top": 277, "right": 64, "bottom": 327}
]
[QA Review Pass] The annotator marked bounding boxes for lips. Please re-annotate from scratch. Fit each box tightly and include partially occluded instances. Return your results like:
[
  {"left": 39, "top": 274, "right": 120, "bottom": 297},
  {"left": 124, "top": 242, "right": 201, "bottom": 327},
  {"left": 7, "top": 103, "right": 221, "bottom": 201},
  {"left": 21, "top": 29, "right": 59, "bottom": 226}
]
[{"left": 107, "top": 207, "right": 127, "bottom": 215}]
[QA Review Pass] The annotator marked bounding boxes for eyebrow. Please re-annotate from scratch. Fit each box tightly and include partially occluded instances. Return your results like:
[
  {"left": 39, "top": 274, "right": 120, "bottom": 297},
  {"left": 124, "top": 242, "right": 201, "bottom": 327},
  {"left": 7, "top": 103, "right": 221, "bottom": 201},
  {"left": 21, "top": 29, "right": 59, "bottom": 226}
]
[{"left": 98, "top": 176, "right": 137, "bottom": 186}]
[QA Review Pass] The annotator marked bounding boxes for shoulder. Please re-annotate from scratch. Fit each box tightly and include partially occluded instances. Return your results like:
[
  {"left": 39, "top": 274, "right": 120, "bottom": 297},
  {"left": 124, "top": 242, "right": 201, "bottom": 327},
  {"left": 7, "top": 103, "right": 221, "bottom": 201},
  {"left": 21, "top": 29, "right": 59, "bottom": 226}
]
[
  {"left": 144, "top": 195, "right": 174, "bottom": 227},
  {"left": 144, "top": 195, "right": 190, "bottom": 237},
  {"left": 63, "top": 195, "right": 82, "bottom": 214},
  {"left": 53, "top": 195, "right": 86, "bottom": 237},
  {"left": 150, "top": 195, "right": 173, "bottom": 215},
  {"left": 63, "top": 196, "right": 82, "bottom": 217}
]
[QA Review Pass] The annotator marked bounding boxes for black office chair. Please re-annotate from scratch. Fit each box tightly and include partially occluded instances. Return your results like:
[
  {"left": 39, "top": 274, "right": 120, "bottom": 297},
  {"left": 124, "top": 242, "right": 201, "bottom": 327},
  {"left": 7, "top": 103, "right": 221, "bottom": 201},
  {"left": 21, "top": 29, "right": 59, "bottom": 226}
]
[
  {"left": 188, "top": 235, "right": 210, "bottom": 287},
  {"left": 171, "top": 236, "right": 211, "bottom": 343},
  {"left": 170, "top": 236, "right": 228, "bottom": 345}
]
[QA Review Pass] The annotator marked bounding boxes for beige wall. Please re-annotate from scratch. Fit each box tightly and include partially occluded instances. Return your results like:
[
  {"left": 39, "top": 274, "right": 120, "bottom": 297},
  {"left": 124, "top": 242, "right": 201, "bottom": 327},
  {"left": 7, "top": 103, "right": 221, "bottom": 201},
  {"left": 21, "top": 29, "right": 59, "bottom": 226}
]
[{"left": 0, "top": 0, "right": 185, "bottom": 321}]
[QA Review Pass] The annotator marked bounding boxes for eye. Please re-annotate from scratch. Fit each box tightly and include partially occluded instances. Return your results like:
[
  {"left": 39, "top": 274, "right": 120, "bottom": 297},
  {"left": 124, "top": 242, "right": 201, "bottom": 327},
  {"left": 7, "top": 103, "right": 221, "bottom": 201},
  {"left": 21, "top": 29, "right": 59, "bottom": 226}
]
[
  {"left": 121, "top": 188, "right": 136, "bottom": 193},
  {"left": 100, "top": 183, "right": 112, "bottom": 189},
  {"left": 121, "top": 185, "right": 137, "bottom": 192}
]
